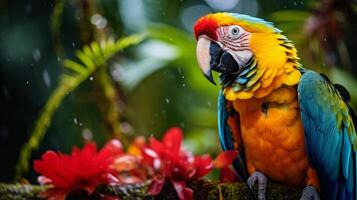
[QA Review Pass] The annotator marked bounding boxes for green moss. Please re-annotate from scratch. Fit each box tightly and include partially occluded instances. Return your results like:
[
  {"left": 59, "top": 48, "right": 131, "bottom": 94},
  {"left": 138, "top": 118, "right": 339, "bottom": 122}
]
[{"left": 0, "top": 180, "right": 303, "bottom": 200}]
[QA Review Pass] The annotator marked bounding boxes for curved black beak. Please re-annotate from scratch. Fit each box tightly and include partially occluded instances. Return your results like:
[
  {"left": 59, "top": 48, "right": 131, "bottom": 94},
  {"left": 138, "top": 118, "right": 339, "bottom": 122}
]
[{"left": 196, "top": 37, "right": 240, "bottom": 85}]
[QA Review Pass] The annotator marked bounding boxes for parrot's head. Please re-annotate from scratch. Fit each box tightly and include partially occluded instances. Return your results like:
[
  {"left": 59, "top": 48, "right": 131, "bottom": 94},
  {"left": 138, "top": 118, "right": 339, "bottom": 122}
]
[{"left": 194, "top": 13, "right": 302, "bottom": 100}]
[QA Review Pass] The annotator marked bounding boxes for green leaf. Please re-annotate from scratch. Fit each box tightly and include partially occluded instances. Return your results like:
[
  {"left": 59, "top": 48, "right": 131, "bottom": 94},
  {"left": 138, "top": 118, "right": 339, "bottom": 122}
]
[{"left": 15, "top": 33, "right": 146, "bottom": 180}]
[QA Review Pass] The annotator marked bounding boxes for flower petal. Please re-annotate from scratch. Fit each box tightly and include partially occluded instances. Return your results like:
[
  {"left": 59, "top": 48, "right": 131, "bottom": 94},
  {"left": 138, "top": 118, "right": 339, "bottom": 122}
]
[
  {"left": 214, "top": 150, "right": 238, "bottom": 169},
  {"left": 171, "top": 180, "right": 193, "bottom": 200},
  {"left": 219, "top": 167, "right": 238, "bottom": 182},
  {"left": 147, "top": 178, "right": 165, "bottom": 196},
  {"left": 97, "top": 139, "right": 123, "bottom": 163},
  {"left": 162, "top": 127, "right": 182, "bottom": 154},
  {"left": 193, "top": 155, "right": 213, "bottom": 179}
]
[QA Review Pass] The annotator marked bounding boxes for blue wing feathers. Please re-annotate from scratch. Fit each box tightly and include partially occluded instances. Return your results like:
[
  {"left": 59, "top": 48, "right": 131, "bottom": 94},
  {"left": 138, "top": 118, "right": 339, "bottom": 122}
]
[
  {"left": 218, "top": 90, "right": 248, "bottom": 181},
  {"left": 218, "top": 91, "right": 234, "bottom": 151},
  {"left": 298, "top": 70, "right": 357, "bottom": 200}
]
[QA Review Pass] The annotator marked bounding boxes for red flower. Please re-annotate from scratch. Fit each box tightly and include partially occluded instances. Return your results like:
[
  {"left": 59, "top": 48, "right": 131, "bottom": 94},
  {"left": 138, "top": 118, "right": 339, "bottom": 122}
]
[
  {"left": 142, "top": 128, "right": 214, "bottom": 200},
  {"left": 214, "top": 150, "right": 239, "bottom": 182},
  {"left": 33, "top": 139, "right": 123, "bottom": 200}
]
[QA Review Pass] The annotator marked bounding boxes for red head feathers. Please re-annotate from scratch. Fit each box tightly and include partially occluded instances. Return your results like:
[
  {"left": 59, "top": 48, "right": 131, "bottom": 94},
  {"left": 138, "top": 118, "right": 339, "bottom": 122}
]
[{"left": 193, "top": 15, "right": 218, "bottom": 41}]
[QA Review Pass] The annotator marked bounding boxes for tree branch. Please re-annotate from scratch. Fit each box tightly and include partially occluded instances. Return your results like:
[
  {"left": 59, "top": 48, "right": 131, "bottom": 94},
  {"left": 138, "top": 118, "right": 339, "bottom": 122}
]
[{"left": 0, "top": 180, "right": 302, "bottom": 200}]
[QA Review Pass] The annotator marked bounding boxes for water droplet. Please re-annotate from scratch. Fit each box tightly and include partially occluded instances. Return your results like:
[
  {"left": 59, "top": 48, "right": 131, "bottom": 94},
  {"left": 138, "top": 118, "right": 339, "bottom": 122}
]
[
  {"left": 57, "top": 57, "right": 61, "bottom": 62},
  {"left": 120, "top": 122, "right": 132, "bottom": 134},
  {"left": 43, "top": 70, "right": 51, "bottom": 87},
  {"left": 177, "top": 67, "right": 182, "bottom": 74},
  {"left": 90, "top": 14, "right": 107, "bottom": 29},
  {"left": 182, "top": 83, "right": 186, "bottom": 87},
  {"left": 91, "top": 14, "right": 102, "bottom": 25},
  {"left": 72, "top": 42, "right": 75, "bottom": 47},
  {"left": 89, "top": 76, "right": 93, "bottom": 81},
  {"left": 165, "top": 98, "right": 170, "bottom": 103},
  {"left": 81, "top": 128, "right": 93, "bottom": 140},
  {"left": 32, "top": 48, "right": 41, "bottom": 62},
  {"left": 26, "top": 81, "right": 29, "bottom": 85},
  {"left": 79, "top": 122, "right": 83, "bottom": 127},
  {"left": 294, "top": 1, "right": 297, "bottom": 6},
  {"left": 73, "top": 117, "right": 78, "bottom": 124}
]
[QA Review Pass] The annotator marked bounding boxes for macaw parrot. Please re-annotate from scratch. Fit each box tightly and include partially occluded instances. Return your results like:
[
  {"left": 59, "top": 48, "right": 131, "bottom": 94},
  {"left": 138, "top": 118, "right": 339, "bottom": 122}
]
[{"left": 194, "top": 13, "right": 357, "bottom": 200}]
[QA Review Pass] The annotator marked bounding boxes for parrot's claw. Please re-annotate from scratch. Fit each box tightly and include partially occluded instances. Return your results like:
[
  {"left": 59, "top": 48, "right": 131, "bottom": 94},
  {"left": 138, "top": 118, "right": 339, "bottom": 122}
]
[
  {"left": 299, "top": 186, "right": 320, "bottom": 200},
  {"left": 247, "top": 171, "right": 268, "bottom": 200}
]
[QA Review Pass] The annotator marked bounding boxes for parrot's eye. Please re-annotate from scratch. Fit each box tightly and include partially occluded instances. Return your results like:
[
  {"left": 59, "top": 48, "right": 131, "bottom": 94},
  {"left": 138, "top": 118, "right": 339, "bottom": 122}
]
[{"left": 230, "top": 27, "right": 240, "bottom": 36}]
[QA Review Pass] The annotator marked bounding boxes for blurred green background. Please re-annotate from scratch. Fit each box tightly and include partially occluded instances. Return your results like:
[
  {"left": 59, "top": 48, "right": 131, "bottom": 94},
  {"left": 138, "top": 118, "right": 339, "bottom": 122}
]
[{"left": 0, "top": 0, "right": 357, "bottom": 182}]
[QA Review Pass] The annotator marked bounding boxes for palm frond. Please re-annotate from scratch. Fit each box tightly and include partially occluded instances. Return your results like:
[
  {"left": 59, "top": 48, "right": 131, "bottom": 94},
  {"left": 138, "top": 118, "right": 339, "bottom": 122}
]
[{"left": 15, "top": 33, "right": 146, "bottom": 180}]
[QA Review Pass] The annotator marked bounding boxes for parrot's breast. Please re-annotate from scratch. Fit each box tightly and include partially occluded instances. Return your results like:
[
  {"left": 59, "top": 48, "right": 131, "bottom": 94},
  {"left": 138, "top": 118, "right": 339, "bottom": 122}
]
[{"left": 232, "top": 86, "right": 319, "bottom": 187}]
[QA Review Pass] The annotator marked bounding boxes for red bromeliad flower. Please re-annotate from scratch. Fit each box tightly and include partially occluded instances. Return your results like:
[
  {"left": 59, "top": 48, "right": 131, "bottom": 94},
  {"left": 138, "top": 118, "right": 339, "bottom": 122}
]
[
  {"left": 33, "top": 128, "right": 238, "bottom": 200},
  {"left": 33, "top": 139, "right": 123, "bottom": 200},
  {"left": 142, "top": 127, "right": 238, "bottom": 200}
]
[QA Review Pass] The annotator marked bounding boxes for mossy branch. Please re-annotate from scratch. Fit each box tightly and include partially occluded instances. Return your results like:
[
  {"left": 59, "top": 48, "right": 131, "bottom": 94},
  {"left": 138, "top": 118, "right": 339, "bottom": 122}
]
[
  {"left": 14, "top": 34, "right": 146, "bottom": 181},
  {"left": 0, "top": 180, "right": 302, "bottom": 200}
]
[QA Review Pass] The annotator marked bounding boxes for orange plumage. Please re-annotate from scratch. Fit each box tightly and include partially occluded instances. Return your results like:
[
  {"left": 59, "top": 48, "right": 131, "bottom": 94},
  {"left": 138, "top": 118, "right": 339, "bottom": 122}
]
[{"left": 232, "top": 86, "right": 319, "bottom": 188}]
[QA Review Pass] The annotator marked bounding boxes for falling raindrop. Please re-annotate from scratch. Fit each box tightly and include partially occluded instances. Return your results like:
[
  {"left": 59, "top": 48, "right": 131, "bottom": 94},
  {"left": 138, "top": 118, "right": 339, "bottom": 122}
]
[
  {"left": 96, "top": 18, "right": 107, "bottom": 29},
  {"left": 91, "top": 14, "right": 101, "bottom": 25},
  {"left": 120, "top": 122, "right": 133, "bottom": 134},
  {"left": 165, "top": 98, "right": 170, "bottom": 103},
  {"left": 91, "top": 14, "right": 107, "bottom": 29},
  {"left": 73, "top": 117, "right": 78, "bottom": 124},
  {"left": 26, "top": 81, "right": 29, "bottom": 85},
  {"left": 82, "top": 128, "right": 93, "bottom": 140},
  {"left": 43, "top": 70, "right": 51, "bottom": 87},
  {"left": 89, "top": 76, "right": 94, "bottom": 81},
  {"left": 294, "top": 1, "right": 297, "bottom": 6},
  {"left": 57, "top": 57, "right": 61, "bottom": 62},
  {"left": 79, "top": 122, "right": 83, "bottom": 127},
  {"left": 32, "top": 48, "right": 41, "bottom": 62},
  {"left": 72, "top": 42, "right": 75, "bottom": 47},
  {"left": 182, "top": 83, "right": 186, "bottom": 87}
]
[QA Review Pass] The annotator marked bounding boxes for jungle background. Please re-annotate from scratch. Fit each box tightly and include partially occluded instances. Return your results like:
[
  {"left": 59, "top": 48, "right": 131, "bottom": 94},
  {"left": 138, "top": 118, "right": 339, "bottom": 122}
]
[{"left": 0, "top": 0, "right": 357, "bottom": 183}]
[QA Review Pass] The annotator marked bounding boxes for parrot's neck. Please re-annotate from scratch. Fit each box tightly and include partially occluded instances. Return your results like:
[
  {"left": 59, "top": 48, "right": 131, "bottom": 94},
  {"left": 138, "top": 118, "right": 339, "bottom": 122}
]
[{"left": 223, "top": 33, "right": 302, "bottom": 101}]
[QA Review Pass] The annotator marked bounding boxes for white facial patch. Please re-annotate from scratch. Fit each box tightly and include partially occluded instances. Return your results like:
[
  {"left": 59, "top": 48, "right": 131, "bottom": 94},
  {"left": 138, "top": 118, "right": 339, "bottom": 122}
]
[{"left": 217, "top": 25, "right": 253, "bottom": 67}]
